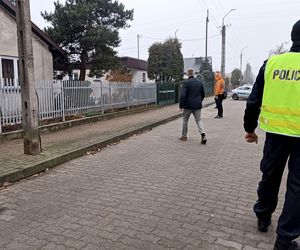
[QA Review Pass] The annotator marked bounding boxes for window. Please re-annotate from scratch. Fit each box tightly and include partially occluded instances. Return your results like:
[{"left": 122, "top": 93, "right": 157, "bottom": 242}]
[
  {"left": 142, "top": 72, "right": 146, "bottom": 82},
  {"left": 2, "top": 58, "right": 14, "bottom": 86},
  {"left": 69, "top": 73, "right": 79, "bottom": 81},
  {"left": 0, "top": 56, "right": 19, "bottom": 87}
]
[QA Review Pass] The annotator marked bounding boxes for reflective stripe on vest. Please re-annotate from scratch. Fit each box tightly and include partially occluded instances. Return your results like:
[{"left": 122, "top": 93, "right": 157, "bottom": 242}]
[{"left": 260, "top": 52, "right": 300, "bottom": 137}]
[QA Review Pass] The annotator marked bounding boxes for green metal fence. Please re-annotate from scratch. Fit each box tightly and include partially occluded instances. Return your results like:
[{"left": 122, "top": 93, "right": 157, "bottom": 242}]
[
  {"left": 156, "top": 82, "right": 177, "bottom": 106},
  {"left": 203, "top": 81, "right": 214, "bottom": 96},
  {"left": 156, "top": 80, "right": 214, "bottom": 107}
]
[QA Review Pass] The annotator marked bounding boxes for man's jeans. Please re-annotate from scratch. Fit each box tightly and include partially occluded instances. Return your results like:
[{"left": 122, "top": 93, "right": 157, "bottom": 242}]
[{"left": 182, "top": 109, "right": 205, "bottom": 137}]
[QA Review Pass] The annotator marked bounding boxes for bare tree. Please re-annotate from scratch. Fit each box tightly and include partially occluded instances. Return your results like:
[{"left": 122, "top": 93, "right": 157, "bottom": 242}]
[{"left": 268, "top": 42, "right": 289, "bottom": 57}]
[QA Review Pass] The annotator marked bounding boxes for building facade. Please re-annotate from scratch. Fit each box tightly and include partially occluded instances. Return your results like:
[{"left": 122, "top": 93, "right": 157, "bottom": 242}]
[{"left": 0, "top": 0, "right": 63, "bottom": 86}]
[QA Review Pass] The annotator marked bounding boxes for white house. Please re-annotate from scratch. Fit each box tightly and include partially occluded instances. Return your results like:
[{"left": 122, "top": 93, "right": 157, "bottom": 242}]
[
  {"left": 0, "top": 0, "right": 64, "bottom": 86},
  {"left": 67, "top": 57, "right": 154, "bottom": 84}
]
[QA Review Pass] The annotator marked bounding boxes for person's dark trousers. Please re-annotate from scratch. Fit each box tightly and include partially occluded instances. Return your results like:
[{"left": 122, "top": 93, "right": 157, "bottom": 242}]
[
  {"left": 254, "top": 133, "right": 300, "bottom": 246},
  {"left": 214, "top": 97, "right": 218, "bottom": 108},
  {"left": 215, "top": 95, "right": 223, "bottom": 117}
]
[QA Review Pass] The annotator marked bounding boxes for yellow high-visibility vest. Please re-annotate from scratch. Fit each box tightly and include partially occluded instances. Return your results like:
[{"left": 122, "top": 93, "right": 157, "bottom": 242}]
[{"left": 260, "top": 52, "right": 300, "bottom": 137}]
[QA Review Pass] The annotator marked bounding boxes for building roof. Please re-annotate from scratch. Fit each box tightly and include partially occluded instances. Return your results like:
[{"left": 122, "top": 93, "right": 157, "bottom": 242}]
[
  {"left": 0, "top": 0, "right": 64, "bottom": 56},
  {"left": 121, "top": 57, "right": 148, "bottom": 71}
]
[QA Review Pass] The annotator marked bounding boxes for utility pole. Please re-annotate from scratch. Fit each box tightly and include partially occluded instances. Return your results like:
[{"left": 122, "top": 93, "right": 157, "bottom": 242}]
[
  {"left": 220, "top": 9, "right": 236, "bottom": 78},
  {"left": 175, "top": 29, "right": 179, "bottom": 39},
  {"left": 220, "top": 24, "right": 226, "bottom": 77},
  {"left": 240, "top": 46, "right": 248, "bottom": 72},
  {"left": 16, "top": 0, "right": 41, "bottom": 155},
  {"left": 137, "top": 34, "right": 141, "bottom": 59},
  {"left": 205, "top": 9, "right": 209, "bottom": 62}
]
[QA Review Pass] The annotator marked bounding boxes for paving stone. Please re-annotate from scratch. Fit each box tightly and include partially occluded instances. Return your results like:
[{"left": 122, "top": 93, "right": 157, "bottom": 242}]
[{"left": 0, "top": 100, "right": 286, "bottom": 249}]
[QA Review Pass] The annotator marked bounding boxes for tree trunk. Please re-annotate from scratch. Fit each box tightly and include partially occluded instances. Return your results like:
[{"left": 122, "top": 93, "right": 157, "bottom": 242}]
[{"left": 79, "top": 51, "right": 87, "bottom": 81}]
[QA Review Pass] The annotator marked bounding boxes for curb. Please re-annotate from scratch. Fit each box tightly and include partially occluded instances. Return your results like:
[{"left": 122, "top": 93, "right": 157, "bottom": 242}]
[{"left": 0, "top": 101, "right": 214, "bottom": 187}]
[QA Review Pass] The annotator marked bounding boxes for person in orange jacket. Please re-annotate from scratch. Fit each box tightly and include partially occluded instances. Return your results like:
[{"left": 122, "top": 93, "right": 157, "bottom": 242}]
[{"left": 214, "top": 72, "right": 225, "bottom": 118}]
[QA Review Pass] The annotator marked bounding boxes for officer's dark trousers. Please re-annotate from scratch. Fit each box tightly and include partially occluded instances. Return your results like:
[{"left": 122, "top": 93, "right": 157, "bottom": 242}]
[{"left": 254, "top": 132, "right": 300, "bottom": 245}]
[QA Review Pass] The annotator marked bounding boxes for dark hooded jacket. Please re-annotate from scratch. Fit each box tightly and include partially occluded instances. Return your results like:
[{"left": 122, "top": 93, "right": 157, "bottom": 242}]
[
  {"left": 243, "top": 43, "right": 300, "bottom": 133},
  {"left": 179, "top": 76, "right": 205, "bottom": 109}
]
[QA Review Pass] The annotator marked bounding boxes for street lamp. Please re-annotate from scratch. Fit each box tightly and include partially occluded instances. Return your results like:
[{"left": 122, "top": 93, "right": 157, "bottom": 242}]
[
  {"left": 220, "top": 8, "right": 236, "bottom": 77},
  {"left": 222, "top": 8, "right": 236, "bottom": 26},
  {"left": 240, "top": 46, "right": 248, "bottom": 72}
]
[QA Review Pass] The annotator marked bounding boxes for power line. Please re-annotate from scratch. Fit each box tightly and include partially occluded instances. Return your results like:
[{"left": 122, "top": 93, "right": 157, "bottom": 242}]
[
  {"left": 214, "top": 0, "right": 226, "bottom": 15},
  {"left": 180, "top": 33, "right": 220, "bottom": 42},
  {"left": 196, "top": 0, "right": 219, "bottom": 29}
]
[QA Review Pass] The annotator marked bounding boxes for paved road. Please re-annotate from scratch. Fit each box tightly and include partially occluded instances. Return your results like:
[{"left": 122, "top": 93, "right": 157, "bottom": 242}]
[{"left": 0, "top": 100, "right": 286, "bottom": 250}]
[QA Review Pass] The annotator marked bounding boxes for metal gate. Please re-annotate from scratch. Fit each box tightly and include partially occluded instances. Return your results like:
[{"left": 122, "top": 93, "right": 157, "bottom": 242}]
[{"left": 156, "top": 82, "right": 177, "bottom": 106}]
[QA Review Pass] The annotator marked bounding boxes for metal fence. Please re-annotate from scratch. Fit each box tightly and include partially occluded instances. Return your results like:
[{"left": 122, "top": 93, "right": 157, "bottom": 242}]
[
  {"left": 156, "top": 82, "right": 177, "bottom": 106},
  {"left": 0, "top": 79, "right": 156, "bottom": 133}
]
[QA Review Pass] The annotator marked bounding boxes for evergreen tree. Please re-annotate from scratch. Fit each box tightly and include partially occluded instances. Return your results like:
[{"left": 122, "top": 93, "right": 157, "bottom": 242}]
[
  {"left": 42, "top": 0, "right": 133, "bottom": 80},
  {"left": 243, "top": 63, "right": 254, "bottom": 85},
  {"left": 231, "top": 68, "right": 242, "bottom": 87},
  {"left": 148, "top": 38, "right": 184, "bottom": 82},
  {"left": 198, "top": 61, "right": 214, "bottom": 85}
]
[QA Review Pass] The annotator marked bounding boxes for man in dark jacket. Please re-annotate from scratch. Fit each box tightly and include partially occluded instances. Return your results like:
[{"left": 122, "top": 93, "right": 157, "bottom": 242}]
[
  {"left": 244, "top": 20, "right": 300, "bottom": 250},
  {"left": 179, "top": 68, "right": 207, "bottom": 144}
]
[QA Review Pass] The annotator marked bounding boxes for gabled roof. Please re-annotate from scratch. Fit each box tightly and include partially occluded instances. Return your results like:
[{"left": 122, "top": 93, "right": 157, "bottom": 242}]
[
  {"left": 121, "top": 57, "right": 148, "bottom": 71},
  {"left": 0, "top": 0, "right": 64, "bottom": 56}
]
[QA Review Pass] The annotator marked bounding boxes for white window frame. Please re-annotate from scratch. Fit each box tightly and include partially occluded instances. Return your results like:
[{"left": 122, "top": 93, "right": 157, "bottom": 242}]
[{"left": 0, "top": 55, "right": 19, "bottom": 87}]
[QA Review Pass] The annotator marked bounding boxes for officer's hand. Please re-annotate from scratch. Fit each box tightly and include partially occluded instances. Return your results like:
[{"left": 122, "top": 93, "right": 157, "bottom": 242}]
[{"left": 245, "top": 132, "right": 258, "bottom": 144}]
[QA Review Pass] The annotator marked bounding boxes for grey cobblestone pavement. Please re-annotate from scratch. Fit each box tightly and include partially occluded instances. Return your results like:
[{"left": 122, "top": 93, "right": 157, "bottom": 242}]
[
  {"left": 0, "top": 99, "right": 212, "bottom": 184},
  {"left": 0, "top": 99, "right": 286, "bottom": 249}
]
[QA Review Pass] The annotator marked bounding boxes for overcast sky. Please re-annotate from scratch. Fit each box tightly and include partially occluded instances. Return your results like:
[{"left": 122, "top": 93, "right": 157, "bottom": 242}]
[{"left": 30, "top": 0, "right": 300, "bottom": 76}]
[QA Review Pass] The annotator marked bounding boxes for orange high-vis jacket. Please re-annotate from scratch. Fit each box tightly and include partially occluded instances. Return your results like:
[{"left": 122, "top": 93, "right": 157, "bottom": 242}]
[{"left": 214, "top": 72, "right": 225, "bottom": 95}]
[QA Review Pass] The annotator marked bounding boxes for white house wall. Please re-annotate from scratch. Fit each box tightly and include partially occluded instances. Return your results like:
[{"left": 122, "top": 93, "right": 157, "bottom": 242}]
[
  {"left": 32, "top": 35, "right": 53, "bottom": 80},
  {"left": 129, "top": 68, "right": 154, "bottom": 83},
  {"left": 66, "top": 69, "right": 154, "bottom": 84},
  {"left": 0, "top": 7, "right": 18, "bottom": 57},
  {"left": 0, "top": 6, "right": 53, "bottom": 81}
]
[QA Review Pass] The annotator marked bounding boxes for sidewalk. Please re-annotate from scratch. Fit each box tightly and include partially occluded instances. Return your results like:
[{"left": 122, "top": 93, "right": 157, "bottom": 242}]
[
  {"left": 0, "top": 98, "right": 283, "bottom": 249},
  {"left": 0, "top": 97, "right": 215, "bottom": 186}
]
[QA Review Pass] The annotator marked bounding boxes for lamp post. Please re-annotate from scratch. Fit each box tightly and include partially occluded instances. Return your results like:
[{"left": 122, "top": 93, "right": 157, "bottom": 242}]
[
  {"left": 221, "top": 8, "right": 236, "bottom": 77},
  {"left": 240, "top": 46, "right": 248, "bottom": 72}
]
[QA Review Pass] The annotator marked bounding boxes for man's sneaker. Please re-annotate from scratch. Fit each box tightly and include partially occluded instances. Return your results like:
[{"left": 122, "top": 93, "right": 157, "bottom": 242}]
[
  {"left": 201, "top": 133, "right": 207, "bottom": 144},
  {"left": 179, "top": 136, "right": 187, "bottom": 141},
  {"left": 258, "top": 219, "right": 271, "bottom": 232}
]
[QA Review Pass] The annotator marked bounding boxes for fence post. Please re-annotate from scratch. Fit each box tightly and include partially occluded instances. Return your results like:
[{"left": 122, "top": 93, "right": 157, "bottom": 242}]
[
  {"left": 109, "top": 81, "right": 112, "bottom": 110},
  {"left": 127, "top": 83, "right": 130, "bottom": 110},
  {"left": 100, "top": 80, "right": 104, "bottom": 115},
  {"left": 145, "top": 82, "right": 148, "bottom": 107},
  {"left": 156, "top": 82, "right": 159, "bottom": 106},
  {"left": 60, "top": 80, "right": 65, "bottom": 122}
]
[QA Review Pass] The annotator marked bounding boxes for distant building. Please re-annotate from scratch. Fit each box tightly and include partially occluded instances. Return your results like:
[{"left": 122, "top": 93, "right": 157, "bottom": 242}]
[
  {"left": 183, "top": 57, "right": 212, "bottom": 77},
  {"left": 66, "top": 57, "right": 154, "bottom": 84},
  {"left": 121, "top": 57, "right": 150, "bottom": 83}
]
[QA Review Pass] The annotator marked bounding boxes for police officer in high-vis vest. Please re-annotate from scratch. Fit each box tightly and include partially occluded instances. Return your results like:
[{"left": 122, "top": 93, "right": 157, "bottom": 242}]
[{"left": 244, "top": 20, "right": 300, "bottom": 250}]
